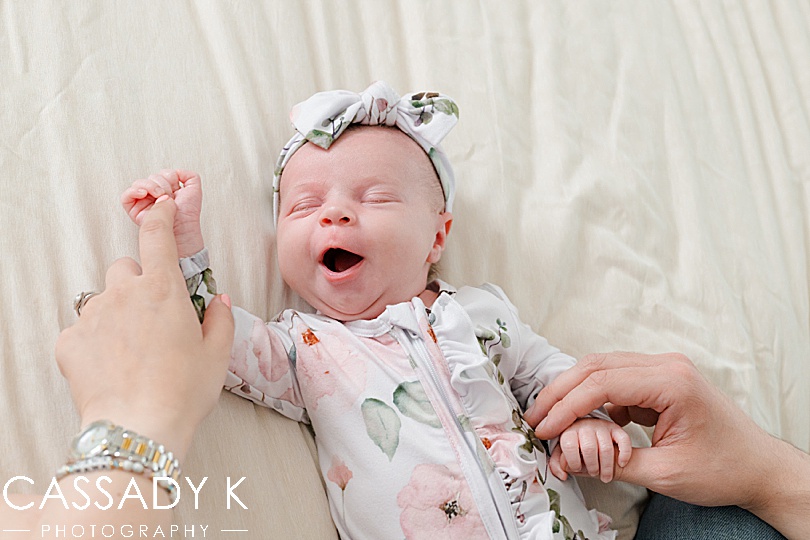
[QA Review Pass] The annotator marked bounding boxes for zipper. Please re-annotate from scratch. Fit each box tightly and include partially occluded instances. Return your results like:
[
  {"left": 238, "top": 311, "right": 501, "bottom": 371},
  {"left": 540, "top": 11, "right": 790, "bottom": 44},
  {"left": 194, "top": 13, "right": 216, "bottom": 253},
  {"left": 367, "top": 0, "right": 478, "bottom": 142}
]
[{"left": 394, "top": 323, "right": 516, "bottom": 540}]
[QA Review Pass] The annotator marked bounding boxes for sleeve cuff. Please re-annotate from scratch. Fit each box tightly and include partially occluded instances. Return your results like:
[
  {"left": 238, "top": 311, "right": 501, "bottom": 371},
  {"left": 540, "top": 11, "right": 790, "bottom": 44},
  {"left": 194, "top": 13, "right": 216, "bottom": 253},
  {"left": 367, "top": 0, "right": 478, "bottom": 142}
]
[{"left": 179, "top": 247, "right": 210, "bottom": 279}]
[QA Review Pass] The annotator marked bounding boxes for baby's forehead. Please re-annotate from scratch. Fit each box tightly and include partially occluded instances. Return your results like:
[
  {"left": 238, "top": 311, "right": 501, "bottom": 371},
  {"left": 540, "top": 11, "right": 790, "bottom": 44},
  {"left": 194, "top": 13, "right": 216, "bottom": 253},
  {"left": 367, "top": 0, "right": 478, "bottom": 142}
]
[{"left": 328, "top": 125, "right": 427, "bottom": 158}]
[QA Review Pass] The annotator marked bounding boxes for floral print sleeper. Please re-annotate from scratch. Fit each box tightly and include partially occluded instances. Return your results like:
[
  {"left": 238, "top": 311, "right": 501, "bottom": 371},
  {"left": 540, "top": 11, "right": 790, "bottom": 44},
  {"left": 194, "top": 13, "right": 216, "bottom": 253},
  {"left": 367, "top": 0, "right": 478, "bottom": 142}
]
[{"left": 183, "top": 249, "right": 615, "bottom": 540}]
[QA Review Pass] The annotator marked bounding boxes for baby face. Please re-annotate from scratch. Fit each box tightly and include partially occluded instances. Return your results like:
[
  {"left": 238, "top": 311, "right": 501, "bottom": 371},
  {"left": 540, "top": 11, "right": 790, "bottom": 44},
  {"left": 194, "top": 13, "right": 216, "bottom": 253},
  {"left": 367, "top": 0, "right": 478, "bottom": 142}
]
[{"left": 276, "top": 126, "right": 452, "bottom": 322}]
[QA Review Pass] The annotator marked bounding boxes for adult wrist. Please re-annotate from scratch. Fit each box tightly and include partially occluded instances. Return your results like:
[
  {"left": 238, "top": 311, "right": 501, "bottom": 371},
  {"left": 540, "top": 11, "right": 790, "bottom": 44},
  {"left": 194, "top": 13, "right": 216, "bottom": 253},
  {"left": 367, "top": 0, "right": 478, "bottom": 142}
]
[
  {"left": 741, "top": 432, "right": 809, "bottom": 538},
  {"left": 79, "top": 411, "right": 195, "bottom": 463}
]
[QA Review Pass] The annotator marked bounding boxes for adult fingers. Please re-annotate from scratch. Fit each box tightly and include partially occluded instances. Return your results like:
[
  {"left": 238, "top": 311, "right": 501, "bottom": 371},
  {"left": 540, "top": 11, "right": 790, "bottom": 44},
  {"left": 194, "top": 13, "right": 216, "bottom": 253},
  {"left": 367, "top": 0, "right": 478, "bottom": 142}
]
[
  {"left": 525, "top": 352, "right": 667, "bottom": 427},
  {"left": 138, "top": 196, "right": 179, "bottom": 276},
  {"left": 534, "top": 366, "right": 674, "bottom": 440},
  {"left": 201, "top": 295, "right": 235, "bottom": 372},
  {"left": 104, "top": 256, "right": 142, "bottom": 286},
  {"left": 611, "top": 446, "right": 678, "bottom": 494}
]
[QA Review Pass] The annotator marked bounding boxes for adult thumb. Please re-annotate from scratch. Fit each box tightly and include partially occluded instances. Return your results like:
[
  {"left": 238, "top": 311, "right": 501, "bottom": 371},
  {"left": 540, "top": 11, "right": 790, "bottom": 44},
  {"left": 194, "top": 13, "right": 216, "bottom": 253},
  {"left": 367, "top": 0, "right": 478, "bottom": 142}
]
[
  {"left": 612, "top": 446, "right": 670, "bottom": 493},
  {"left": 201, "top": 294, "right": 235, "bottom": 364}
]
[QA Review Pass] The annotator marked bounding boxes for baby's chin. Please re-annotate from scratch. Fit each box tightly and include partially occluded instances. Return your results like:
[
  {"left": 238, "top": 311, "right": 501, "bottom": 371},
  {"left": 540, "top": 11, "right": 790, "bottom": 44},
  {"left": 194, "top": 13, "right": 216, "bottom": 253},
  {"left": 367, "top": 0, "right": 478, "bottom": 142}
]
[{"left": 306, "top": 294, "right": 387, "bottom": 322}]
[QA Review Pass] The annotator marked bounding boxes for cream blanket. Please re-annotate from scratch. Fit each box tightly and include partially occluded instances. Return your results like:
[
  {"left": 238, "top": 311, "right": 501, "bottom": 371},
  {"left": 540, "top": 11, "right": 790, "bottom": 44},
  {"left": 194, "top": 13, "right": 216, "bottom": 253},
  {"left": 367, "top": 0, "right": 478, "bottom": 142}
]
[{"left": 2, "top": 2, "right": 808, "bottom": 539}]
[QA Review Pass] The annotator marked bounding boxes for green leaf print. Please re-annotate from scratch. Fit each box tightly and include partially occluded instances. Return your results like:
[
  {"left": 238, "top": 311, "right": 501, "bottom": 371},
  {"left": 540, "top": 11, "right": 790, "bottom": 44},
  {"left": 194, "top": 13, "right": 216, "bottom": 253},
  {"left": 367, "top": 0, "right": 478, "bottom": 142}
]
[
  {"left": 201, "top": 268, "right": 217, "bottom": 295},
  {"left": 560, "top": 516, "right": 576, "bottom": 540},
  {"left": 361, "top": 398, "right": 401, "bottom": 461},
  {"left": 499, "top": 332, "right": 511, "bottom": 349},
  {"left": 548, "top": 488, "right": 586, "bottom": 540},
  {"left": 191, "top": 294, "right": 205, "bottom": 324},
  {"left": 476, "top": 327, "right": 497, "bottom": 354},
  {"left": 549, "top": 488, "right": 561, "bottom": 516},
  {"left": 529, "top": 430, "right": 550, "bottom": 456},
  {"left": 433, "top": 99, "right": 460, "bottom": 118},
  {"left": 306, "top": 129, "right": 334, "bottom": 149},
  {"left": 185, "top": 275, "right": 199, "bottom": 296},
  {"left": 393, "top": 381, "right": 441, "bottom": 428}
]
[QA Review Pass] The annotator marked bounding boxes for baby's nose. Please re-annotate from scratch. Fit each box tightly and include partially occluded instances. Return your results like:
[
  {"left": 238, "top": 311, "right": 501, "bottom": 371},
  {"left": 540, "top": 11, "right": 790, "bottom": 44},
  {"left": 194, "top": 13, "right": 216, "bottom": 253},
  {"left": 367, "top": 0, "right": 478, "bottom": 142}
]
[{"left": 320, "top": 205, "right": 354, "bottom": 226}]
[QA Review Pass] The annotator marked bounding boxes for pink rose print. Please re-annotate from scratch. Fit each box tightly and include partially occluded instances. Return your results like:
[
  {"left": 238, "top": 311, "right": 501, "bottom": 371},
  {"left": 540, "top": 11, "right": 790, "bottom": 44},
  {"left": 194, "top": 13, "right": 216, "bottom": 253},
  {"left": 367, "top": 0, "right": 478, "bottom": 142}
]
[
  {"left": 230, "top": 339, "right": 249, "bottom": 376},
  {"left": 397, "top": 463, "right": 486, "bottom": 539},
  {"left": 477, "top": 424, "right": 528, "bottom": 472},
  {"left": 327, "top": 457, "right": 353, "bottom": 490},
  {"left": 229, "top": 321, "right": 290, "bottom": 393},
  {"left": 251, "top": 319, "right": 289, "bottom": 383},
  {"left": 295, "top": 325, "right": 367, "bottom": 411},
  {"left": 327, "top": 456, "right": 353, "bottom": 523}
]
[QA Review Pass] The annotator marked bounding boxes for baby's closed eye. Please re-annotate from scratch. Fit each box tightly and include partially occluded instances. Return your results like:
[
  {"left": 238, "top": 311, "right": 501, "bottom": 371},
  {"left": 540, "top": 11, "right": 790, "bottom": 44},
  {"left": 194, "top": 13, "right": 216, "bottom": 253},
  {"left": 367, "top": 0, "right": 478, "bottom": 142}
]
[
  {"left": 361, "top": 190, "right": 400, "bottom": 204},
  {"left": 289, "top": 198, "right": 323, "bottom": 214}
]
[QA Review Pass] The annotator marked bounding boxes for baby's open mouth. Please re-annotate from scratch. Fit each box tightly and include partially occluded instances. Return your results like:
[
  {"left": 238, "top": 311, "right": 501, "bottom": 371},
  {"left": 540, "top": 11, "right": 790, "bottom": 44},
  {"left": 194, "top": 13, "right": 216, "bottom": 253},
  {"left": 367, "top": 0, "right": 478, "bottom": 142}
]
[{"left": 322, "top": 248, "right": 364, "bottom": 273}]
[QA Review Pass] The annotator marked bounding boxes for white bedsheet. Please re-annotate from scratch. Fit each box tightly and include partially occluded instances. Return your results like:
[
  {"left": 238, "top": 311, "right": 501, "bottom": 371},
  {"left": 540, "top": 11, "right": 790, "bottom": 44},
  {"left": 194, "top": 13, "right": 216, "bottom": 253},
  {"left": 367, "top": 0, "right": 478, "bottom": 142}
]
[{"left": 2, "top": 2, "right": 808, "bottom": 538}]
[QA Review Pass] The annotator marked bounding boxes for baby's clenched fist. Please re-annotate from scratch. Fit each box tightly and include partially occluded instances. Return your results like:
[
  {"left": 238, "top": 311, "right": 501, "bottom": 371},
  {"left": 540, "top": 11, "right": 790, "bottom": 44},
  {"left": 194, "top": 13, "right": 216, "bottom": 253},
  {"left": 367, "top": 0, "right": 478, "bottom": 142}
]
[{"left": 121, "top": 169, "right": 205, "bottom": 258}]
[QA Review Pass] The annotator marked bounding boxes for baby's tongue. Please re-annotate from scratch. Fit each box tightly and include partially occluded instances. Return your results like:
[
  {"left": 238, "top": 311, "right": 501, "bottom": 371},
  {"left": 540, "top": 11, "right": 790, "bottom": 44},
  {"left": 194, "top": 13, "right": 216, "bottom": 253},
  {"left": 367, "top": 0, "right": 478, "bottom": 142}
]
[{"left": 334, "top": 249, "right": 363, "bottom": 272}]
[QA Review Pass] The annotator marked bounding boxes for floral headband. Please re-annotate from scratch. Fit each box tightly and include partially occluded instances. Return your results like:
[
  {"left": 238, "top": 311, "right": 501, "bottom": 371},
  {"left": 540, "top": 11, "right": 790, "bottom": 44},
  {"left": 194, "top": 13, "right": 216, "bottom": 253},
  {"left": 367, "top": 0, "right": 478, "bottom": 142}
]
[{"left": 272, "top": 80, "right": 459, "bottom": 223}]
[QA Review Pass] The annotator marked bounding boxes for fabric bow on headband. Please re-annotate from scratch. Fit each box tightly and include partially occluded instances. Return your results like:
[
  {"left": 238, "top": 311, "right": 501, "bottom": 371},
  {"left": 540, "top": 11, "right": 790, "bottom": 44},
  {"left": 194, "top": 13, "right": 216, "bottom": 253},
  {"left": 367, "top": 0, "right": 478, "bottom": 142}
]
[{"left": 273, "top": 80, "right": 459, "bottom": 223}]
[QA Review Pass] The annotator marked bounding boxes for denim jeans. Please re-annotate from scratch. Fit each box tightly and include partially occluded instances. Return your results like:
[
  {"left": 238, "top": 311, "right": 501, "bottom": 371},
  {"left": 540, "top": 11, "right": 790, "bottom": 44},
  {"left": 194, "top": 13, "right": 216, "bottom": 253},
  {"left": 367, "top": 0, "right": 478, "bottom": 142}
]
[{"left": 634, "top": 493, "right": 786, "bottom": 539}]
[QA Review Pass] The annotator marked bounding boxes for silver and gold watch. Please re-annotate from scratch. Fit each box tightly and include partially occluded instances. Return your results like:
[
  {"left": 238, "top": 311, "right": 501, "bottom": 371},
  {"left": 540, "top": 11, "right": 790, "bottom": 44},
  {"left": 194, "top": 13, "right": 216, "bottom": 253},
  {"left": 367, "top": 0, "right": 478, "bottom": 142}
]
[{"left": 67, "top": 419, "right": 181, "bottom": 481}]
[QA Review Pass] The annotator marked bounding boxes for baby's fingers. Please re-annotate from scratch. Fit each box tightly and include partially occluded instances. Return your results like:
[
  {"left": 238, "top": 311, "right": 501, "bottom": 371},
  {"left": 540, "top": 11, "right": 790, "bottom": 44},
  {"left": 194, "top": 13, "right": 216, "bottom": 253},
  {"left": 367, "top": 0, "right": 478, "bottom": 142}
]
[
  {"left": 132, "top": 178, "right": 168, "bottom": 199},
  {"left": 130, "top": 198, "right": 156, "bottom": 225},
  {"left": 157, "top": 169, "right": 200, "bottom": 191},
  {"left": 578, "top": 429, "right": 600, "bottom": 477},
  {"left": 549, "top": 445, "right": 568, "bottom": 481},
  {"left": 121, "top": 185, "right": 154, "bottom": 225},
  {"left": 149, "top": 172, "right": 175, "bottom": 195},
  {"left": 559, "top": 430, "right": 583, "bottom": 474},
  {"left": 596, "top": 428, "right": 616, "bottom": 482},
  {"left": 120, "top": 185, "right": 148, "bottom": 205},
  {"left": 613, "top": 426, "right": 633, "bottom": 468}
]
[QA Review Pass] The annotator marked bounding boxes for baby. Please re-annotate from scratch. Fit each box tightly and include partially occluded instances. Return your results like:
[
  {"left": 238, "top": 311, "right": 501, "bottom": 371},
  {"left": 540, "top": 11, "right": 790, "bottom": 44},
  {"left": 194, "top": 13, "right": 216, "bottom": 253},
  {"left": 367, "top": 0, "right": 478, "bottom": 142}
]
[{"left": 122, "top": 81, "right": 631, "bottom": 540}]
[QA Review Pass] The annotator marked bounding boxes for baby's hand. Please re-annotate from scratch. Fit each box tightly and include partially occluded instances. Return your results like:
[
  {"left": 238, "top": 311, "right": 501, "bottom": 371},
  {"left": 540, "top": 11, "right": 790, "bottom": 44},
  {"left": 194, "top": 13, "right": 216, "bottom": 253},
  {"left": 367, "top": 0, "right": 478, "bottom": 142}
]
[
  {"left": 121, "top": 170, "right": 204, "bottom": 258},
  {"left": 549, "top": 418, "right": 631, "bottom": 483}
]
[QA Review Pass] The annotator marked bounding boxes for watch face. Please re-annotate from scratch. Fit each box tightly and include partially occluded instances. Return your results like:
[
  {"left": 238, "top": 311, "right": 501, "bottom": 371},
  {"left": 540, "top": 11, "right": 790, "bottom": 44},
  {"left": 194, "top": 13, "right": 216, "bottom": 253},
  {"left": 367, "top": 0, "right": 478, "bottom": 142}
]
[{"left": 73, "top": 421, "right": 111, "bottom": 457}]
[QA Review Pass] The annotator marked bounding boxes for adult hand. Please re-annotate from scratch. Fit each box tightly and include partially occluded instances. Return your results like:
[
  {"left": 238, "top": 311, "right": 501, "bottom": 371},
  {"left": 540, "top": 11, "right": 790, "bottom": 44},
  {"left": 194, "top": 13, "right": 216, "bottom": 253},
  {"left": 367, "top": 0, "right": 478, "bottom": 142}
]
[
  {"left": 55, "top": 195, "right": 234, "bottom": 460},
  {"left": 524, "top": 351, "right": 810, "bottom": 539}
]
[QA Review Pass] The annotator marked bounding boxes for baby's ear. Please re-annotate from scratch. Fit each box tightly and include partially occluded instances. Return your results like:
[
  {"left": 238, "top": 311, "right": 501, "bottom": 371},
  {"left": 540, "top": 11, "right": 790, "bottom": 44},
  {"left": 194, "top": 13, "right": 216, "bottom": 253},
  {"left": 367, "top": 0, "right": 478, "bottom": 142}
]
[{"left": 428, "top": 212, "right": 453, "bottom": 263}]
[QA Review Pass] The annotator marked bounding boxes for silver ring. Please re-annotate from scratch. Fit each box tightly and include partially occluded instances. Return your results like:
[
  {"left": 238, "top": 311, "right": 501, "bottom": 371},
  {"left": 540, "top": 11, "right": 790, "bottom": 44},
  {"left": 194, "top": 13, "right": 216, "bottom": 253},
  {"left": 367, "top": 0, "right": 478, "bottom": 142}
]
[{"left": 73, "top": 291, "right": 100, "bottom": 317}]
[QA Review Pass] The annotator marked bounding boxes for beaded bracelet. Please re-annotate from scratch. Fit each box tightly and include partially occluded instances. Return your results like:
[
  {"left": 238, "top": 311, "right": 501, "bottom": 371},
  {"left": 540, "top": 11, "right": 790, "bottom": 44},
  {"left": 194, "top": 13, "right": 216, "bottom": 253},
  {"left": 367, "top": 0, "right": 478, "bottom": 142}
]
[
  {"left": 61, "top": 420, "right": 182, "bottom": 505},
  {"left": 56, "top": 456, "right": 179, "bottom": 505}
]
